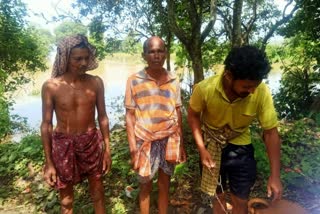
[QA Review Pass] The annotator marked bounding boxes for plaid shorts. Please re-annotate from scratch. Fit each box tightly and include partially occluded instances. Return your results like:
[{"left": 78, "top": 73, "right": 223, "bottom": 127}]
[{"left": 137, "top": 137, "right": 175, "bottom": 183}]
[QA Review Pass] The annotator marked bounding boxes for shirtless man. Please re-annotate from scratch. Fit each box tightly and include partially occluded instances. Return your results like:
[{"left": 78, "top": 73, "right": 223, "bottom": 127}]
[{"left": 41, "top": 35, "right": 111, "bottom": 214}]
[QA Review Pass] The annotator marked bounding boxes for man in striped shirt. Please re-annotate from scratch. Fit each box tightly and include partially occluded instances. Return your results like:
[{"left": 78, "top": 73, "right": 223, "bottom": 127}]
[{"left": 125, "top": 36, "right": 187, "bottom": 214}]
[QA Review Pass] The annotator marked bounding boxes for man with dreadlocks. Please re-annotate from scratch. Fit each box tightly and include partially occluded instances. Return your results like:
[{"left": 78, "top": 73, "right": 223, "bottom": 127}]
[{"left": 41, "top": 34, "right": 111, "bottom": 214}]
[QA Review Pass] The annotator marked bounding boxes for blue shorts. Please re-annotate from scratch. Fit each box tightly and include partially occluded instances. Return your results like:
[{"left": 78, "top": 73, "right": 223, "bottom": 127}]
[{"left": 217, "top": 143, "right": 257, "bottom": 199}]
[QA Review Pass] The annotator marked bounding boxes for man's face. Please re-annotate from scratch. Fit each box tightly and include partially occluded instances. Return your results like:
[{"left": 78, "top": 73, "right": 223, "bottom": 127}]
[
  {"left": 143, "top": 38, "right": 166, "bottom": 69},
  {"left": 231, "top": 79, "right": 262, "bottom": 98},
  {"left": 67, "top": 47, "right": 90, "bottom": 75}
]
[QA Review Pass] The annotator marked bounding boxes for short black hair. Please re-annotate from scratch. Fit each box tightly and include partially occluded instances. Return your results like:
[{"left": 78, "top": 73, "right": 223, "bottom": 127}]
[{"left": 224, "top": 46, "right": 271, "bottom": 80}]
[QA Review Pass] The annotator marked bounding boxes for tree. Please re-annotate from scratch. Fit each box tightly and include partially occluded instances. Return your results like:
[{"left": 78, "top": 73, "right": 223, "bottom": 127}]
[
  {"left": 216, "top": 0, "right": 299, "bottom": 50},
  {"left": 165, "top": 0, "right": 216, "bottom": 83},
  {"left": 71, "top": 0, "right": 300, "bottom": 84},
  {"left": 73, "top": 0, "right": 215, "bottom": 83},
  {"left": 273, "top": 0, "right": 320, "bottom": 119},
  {"left": 273, "top": 34, "right": 320, "bottom": 119},
  {"left": 54, "top": 20, "right": 87, "bottom": 42},
  {"left": 165, "top": 0, "right": 299, "bottom": 83},
  {"left": 280, "top": 0, "right": 320, "bottom": 63},
  {"left": 0, "top": 0, "right": 52, "bottom": 137},
  {"left": 0, "top": 0, "right": 51, "bottom": 92}
]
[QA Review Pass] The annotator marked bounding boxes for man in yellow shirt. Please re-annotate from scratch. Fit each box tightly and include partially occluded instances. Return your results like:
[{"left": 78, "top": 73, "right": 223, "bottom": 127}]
[{"left": 188, "top": 46, "right": 282, "bottom": 214}]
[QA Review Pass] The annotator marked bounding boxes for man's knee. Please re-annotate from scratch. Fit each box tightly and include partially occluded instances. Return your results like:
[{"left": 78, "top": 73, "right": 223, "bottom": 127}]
[
  {"left": 60, "top": 194, "right": 74, "bottom": 211},
  {"left": 140, "top": 181, "right": 152, "bottom": 197},
  {"left": 89, "top": 180, "right": 105, "bottom": 202},
  {"left": 231, "top": 193, "right": 248, "bottom": 214},
  {"left": 233, "top": 197, "right": 247, "bottom": 206},
  {"left": 59, "top": 185, "right": 74, "bottom": 211},
  {"left": 90, "top": 187, "right": 105, "bottom": 202},
  {"left": 212, "top": 193, "right": 227, "bottom": 214},
  {"left": 158, "top": 178, "right": 169, "bottom": 190},
  {"left": 158, "top": 169, "right": 170, "bottom": 189}
]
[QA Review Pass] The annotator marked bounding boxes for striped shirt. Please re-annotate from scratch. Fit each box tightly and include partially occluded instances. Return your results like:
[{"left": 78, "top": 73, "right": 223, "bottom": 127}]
[
  {"left": 125, "top": 69, "right": 182, "bottom": 177},
  {"left": 125, "top": 69, "right": 182, "bottom": 130}
]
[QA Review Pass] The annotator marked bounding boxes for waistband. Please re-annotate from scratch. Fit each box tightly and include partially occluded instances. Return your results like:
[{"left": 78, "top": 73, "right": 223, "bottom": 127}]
[{"left": 53, "top": 127, "right": 98, "bottom": 138}]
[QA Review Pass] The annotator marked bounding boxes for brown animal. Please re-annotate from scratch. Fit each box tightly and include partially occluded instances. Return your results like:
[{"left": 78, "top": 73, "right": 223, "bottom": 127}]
[{"left": 248, "top": 198, "right": 309, "bottom": 214}]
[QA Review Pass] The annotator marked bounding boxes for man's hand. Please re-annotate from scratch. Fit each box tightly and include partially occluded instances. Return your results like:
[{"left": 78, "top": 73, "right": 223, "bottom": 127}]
[
  {"left": 267, "top": 175, "right": 283, "bottom": 201},
  {"left": 102, "top": 150, "right": 112, "bottom": 174},
  {"left": 263, "top": 127, "right": 282, "bottom": 201},
  {"left": 43, "top": 163, "right": 57, "bottom": 187},
  {"left": 179, "top": 144, "right": 187, "bottom": 163},
  {"left": 130, "top": 150, "right": 139, "bottom": 170},
  {"left": 199, "top": 148, "right": 215, "bottom": 169}
]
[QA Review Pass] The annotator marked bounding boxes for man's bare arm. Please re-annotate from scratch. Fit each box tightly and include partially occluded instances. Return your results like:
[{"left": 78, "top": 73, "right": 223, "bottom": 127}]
[
  {"left": 187, "top": 107, "right": 215, "bottom": 168},
  {"left": 95, "top": 76, "right": 111, "bottom": 174},
  {"left": 125, "top": 108, "right": 138, "bottom": 169},
  {"left": 263, "top": 127, "right": 283, "bottom": 200},
  {"left": 40, "top": 80, "right": 56, "bottom": 186},
  {"left": 176, "top": 106, "right": 187, "bottom": 163}
]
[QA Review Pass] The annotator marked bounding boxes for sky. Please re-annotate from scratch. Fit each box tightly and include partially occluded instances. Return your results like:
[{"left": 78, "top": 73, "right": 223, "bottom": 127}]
[
  {"left": 24, "top": 0, "right": 74, "bottom": 32},
  {"left": 24, "top": 0, "right": 291, "bottom": 32}
]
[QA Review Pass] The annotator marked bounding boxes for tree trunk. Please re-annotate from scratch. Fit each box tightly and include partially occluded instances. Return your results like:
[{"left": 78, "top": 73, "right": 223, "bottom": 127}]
[
  {"left": 166, "top": 31, "right": 173, "bottom": 71},
  {"left": 167, "top": 0, "right": 205, "bottom": 85},
  {"left": 188, "top": 45, "right": 204, "bottom": 85},
  {"left": 191, "top": 56, "right": 204, "bottom": 85},
  {"left": 232, "top": 0, "right": 243, "bottom": 47}
]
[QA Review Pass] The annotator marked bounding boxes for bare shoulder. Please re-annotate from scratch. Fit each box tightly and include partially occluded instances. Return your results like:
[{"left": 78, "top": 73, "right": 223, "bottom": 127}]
[
  {"left": 42, "top": 78, "right": 60, "bottom": 91},
  {"left": 85, "top": 74, "right": 104, "bottom": 88},
  {"left": 92, "top": 74, "right": 103, "bottom": 83}
]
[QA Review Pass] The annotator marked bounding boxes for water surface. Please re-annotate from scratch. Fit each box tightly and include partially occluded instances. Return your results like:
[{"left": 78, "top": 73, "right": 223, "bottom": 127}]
[{"left": 12, "top": 61, "right": 282, "bottom": 133}]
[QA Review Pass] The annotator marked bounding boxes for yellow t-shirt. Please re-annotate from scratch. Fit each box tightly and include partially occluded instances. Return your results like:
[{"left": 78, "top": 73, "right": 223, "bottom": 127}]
[{"left": 189, "top": 74, "right": 278, "bottom": 145}]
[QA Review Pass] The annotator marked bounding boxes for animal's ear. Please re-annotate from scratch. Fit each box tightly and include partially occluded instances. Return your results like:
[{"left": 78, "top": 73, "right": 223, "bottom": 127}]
[{"left": 248, "top": 198, "right": 269, "bottom": 213}]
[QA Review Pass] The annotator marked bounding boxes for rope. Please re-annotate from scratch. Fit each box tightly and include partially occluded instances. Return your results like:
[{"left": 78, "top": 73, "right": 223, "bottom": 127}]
[{"left": 208, "top": 168, "right": 229, "bottom": 214}]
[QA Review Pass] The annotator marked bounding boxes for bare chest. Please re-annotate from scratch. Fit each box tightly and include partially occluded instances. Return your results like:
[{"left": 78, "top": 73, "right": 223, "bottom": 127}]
[{"left": 54, "top": 85, "right": 97, "bottom": 110}]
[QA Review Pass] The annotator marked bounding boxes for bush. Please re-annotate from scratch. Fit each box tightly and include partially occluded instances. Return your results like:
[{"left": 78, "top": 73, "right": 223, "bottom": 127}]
[{"left": 251, "top": 118, "right": 320, "bottom": 196}]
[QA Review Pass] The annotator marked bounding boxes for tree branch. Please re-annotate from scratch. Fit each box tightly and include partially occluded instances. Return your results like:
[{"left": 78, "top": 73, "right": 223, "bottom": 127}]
[
  {"left": 261, "top": 3, "right": 299, "bottom": 50},
  {"left": 200, "top": 0, "right": 217, "bottom": 43},
  {"left": 167, "top": 0, "right": 189, "bottom": 46}
]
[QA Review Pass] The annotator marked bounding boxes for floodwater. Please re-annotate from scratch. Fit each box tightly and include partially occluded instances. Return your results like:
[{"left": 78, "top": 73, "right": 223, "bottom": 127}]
[
  {"left": 11, "top": 60, "right": 282, "bottom": 134},
  {"left": 12, "top": 59, "right": 144, "bottom": 134}
]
